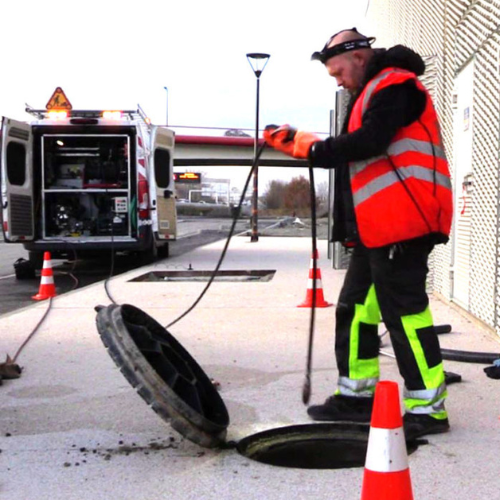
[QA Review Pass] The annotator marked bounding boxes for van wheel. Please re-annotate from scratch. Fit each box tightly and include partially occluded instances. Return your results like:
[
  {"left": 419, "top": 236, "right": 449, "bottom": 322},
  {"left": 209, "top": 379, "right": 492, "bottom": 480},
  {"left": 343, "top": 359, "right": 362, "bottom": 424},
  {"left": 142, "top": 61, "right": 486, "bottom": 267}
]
[
  {"left": 139, "top": 239, "right": 158, "bottom": 266},
  {"left": 157, "top": 243, "right": 169, "bottom": 259},
  {"left": 28, "top": 251, "right": 44, "bottom": 270}
]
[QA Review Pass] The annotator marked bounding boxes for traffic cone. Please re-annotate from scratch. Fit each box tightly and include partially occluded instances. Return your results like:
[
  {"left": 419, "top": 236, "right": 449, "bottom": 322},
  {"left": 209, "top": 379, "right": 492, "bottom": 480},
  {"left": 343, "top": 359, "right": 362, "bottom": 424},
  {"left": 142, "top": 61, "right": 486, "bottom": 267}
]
[
  {"left": 32, "top": 252, "right": 57, "bottom": 301},
  {"left": 360, "top": 380, "right": 414, "bottom": 500},
  {"left": 297, "top": 250, "right": 332, "bottom": 308}
]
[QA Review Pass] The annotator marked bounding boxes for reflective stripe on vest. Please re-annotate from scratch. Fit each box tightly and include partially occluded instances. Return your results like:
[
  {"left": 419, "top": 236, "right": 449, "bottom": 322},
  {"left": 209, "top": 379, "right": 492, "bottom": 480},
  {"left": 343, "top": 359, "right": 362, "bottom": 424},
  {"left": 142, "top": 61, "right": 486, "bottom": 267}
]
[
  {"left": 361, "top": 68, "right": 413, "bottom": 116},
  {"left": 351, "top": 138, "right": 447, "bottom": 175},
  {"left": 353, "top": 165, "right": 452, "bottom": 207}
]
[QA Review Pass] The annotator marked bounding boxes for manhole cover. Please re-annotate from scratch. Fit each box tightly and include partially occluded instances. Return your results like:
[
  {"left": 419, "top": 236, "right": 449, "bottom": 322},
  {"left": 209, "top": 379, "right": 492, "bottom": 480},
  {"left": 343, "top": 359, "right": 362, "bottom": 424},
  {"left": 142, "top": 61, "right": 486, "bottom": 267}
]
[
  {"left": 129, "top": 270, "right": 276, "bottom": 282},
  {"left": 96, "top": 303, "right": 229, "bottom": 448},
  {"left": 95, "top": 305, "right": 421, "bottom": 468}
]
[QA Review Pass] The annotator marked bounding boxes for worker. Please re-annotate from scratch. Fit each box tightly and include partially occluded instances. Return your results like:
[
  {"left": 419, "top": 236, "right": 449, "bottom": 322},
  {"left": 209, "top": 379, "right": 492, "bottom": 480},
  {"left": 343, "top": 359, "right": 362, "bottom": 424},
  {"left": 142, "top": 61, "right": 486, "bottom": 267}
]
[{"left": 264, "top": 28, "right": 453, "bottom": 440}]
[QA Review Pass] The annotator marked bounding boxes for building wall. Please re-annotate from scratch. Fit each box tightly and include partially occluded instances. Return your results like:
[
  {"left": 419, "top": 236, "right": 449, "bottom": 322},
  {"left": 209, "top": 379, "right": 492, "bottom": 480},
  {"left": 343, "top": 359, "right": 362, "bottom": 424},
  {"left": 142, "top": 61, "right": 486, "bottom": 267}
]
[{"left": 365, "top": 0, "right": 500, "bottom": 334}]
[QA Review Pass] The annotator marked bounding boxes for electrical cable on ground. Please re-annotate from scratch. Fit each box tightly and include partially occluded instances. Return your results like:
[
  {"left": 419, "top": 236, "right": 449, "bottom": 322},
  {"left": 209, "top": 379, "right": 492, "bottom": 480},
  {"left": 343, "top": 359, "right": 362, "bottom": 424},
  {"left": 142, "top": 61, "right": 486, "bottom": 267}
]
[
  {"left": 11, "top": 297, "right": 54, "bottom": 364},
  {"left": 1, "top": 243, "right": 80, "bottom": 380}
]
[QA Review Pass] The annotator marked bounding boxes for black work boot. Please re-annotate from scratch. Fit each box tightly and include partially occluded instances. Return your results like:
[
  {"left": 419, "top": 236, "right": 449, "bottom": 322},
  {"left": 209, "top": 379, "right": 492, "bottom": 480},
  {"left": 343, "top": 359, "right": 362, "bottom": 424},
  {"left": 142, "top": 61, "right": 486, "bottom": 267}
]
[
  {"left": 403, "top": 413, "right": 450, "bottom": 440},
  {"left": 307, "top": 395, "right": 374, "bottom": 422}
]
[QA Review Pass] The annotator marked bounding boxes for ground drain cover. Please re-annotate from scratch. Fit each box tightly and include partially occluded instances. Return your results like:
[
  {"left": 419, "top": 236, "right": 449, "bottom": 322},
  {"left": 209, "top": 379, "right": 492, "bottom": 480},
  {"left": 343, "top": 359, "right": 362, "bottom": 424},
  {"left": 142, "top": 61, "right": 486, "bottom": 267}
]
[
  {"left": 95, "top": 304, "right": 420, "bottom": 468},
  {"left": 129, "top": 270, "right": 276, "bottom": 282}
]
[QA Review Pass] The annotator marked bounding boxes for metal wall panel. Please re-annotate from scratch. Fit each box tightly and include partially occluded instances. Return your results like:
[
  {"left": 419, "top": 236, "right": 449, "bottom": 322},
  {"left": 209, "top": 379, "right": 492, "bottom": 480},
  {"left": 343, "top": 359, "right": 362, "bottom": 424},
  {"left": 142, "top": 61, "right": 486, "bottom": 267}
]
[{"left": 329, "top": 89, "right": 352, "bottom": 270}]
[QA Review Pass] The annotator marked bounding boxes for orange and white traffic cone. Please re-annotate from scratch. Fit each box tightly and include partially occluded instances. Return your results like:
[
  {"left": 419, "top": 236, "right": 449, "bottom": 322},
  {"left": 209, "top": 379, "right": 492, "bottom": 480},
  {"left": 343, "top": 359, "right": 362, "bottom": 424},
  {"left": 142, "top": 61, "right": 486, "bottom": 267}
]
[
  {"left": 32, "top": 252, "right": 57, "bottom": 301},
  {"left": 297, "top": 249, "right": 332, "bottom": 308},
  {"left": 361, "top": 380, "right": 414, "bottom": 500}
]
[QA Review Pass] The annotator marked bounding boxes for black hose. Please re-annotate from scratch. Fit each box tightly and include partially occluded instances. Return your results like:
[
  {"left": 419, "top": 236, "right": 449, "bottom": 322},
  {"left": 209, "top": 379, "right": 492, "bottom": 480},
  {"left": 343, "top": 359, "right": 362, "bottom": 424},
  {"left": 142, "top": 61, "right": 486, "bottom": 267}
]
[
  {"left": 435, "top": 324, "right": 452, "bottom": 334},
  {"left": 441, "top": 348, "right": 500, "bottom": 364},
  {"left": 165, "top": 143, "right": 266, "bottom": 329},
  {"left": 302, "top": 165, "right": 317, "bottom": 405}
]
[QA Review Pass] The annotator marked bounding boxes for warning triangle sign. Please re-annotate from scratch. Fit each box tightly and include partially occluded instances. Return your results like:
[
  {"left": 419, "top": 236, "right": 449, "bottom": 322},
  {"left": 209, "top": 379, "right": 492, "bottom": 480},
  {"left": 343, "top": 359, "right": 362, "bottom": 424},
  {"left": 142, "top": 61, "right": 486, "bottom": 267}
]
[{"left": 46, "top": 87, "right": 72, "bottom": 110}]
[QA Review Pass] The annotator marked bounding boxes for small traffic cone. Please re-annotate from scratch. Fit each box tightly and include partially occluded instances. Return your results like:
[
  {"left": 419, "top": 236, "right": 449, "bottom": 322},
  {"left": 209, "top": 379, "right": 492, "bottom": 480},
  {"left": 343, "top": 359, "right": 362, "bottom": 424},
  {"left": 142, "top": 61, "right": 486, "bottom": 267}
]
[
  {"left": 361, "top": 381, "right": 414, "bottom": 500},
  {"left": 297, "top": 250, "right": 332, "bottom": 308},
  {"left": 32, "top": 252, "right": 57, "bottom": 301}
]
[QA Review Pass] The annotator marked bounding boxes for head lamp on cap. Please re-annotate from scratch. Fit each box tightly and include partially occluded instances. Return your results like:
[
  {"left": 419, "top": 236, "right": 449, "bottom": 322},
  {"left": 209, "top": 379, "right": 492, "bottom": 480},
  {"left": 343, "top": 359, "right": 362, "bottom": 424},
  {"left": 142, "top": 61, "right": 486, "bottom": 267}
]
[{"left": 311, "top": 28, "right": 375, "bottom": 64}]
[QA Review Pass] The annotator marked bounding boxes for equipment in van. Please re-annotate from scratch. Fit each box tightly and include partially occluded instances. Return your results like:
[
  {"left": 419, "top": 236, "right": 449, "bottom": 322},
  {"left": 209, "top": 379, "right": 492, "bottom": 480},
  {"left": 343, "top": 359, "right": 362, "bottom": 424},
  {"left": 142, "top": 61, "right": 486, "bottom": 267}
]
[{"left": 1, "top": 88, "right": 177, "bottom": 278}]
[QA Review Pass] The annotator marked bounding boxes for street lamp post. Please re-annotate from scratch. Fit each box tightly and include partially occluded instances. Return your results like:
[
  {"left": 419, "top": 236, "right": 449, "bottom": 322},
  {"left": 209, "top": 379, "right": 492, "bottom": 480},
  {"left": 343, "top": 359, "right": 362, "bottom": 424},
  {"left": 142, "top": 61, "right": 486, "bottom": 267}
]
[
  {"left": 246, "top": 53, "right": 270, "bottom": 242},
  {"left": 164, "top": 86, "right": 169, "bottom": 126}
]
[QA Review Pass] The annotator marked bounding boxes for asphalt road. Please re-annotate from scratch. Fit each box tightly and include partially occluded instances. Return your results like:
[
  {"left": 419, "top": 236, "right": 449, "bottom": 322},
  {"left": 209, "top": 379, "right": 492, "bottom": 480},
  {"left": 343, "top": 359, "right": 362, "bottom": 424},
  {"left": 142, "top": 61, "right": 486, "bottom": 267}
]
[
  {"left": 0, "top": 217, "right": 251, "bottom": 317},
  {"left": 0, "top": 216, "right": 327, "bottom": 317}
]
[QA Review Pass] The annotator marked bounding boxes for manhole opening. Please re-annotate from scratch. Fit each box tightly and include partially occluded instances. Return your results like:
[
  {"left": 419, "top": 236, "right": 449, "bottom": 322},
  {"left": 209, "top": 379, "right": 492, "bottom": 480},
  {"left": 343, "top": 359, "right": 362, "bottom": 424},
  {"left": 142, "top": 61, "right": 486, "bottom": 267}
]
[
  {"left": 235, "top": 423, "right": 418, "bottom": 469},
  {"left": 129, "top": 270, "right": 276, "bottom": 283}
]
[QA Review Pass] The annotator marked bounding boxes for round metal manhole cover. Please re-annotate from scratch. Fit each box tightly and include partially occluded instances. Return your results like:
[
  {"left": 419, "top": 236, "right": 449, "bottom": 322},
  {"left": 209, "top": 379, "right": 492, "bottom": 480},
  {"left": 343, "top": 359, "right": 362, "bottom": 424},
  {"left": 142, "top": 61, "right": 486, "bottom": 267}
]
[{"left": 95, "top": 304, "right": 229, "bottom": 448}]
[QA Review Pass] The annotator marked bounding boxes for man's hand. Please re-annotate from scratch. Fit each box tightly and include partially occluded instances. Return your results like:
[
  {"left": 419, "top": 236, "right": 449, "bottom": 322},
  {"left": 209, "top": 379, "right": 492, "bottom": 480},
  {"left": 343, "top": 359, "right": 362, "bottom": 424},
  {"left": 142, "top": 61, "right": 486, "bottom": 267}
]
[{"left": 264, "top": 124, "right": 320, "bottom": 159}]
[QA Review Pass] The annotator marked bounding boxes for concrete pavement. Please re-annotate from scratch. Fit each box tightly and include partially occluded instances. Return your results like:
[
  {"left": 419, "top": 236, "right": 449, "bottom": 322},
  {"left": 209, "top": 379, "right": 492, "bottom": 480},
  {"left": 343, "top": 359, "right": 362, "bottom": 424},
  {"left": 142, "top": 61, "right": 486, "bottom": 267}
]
[{"left": 1, "top": 236, "right": 500, "bottom": 500}]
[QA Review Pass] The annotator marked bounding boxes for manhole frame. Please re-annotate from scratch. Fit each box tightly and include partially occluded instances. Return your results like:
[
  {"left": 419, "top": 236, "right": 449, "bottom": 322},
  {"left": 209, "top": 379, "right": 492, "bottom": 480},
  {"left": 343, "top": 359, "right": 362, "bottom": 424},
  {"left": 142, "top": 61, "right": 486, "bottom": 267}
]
[{"left": 129, "top": 269, "right": 276, "bottom": 283}]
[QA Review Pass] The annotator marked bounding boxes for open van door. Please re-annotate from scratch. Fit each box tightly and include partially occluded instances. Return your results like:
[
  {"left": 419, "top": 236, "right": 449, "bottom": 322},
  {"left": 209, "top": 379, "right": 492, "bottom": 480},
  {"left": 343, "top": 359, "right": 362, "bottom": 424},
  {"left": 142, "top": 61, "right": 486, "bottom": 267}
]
[
  {"left": 0, "top": 117, "right": 34, "bottom": 242},
  {"left": 150, "top": 126, "right": 177, "bottom": 241}
]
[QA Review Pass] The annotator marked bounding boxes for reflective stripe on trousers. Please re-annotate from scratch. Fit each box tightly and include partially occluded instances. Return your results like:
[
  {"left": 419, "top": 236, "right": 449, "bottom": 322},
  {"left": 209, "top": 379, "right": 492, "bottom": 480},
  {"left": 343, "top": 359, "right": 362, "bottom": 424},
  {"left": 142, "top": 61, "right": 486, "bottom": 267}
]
[
  {"left": 334, "top": 243, "right": 448, "bottom": 418},
  {"left": 401, "top": 307, "right": 447, "bottom": 418}
]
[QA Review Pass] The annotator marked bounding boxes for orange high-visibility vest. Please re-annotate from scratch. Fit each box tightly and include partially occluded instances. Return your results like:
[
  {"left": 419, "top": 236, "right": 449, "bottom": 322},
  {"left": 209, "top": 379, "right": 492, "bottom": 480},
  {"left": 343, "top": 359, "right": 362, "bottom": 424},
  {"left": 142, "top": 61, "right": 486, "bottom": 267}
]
[{"left": 348, "top": 67, "right": 453, "bottom": 248}]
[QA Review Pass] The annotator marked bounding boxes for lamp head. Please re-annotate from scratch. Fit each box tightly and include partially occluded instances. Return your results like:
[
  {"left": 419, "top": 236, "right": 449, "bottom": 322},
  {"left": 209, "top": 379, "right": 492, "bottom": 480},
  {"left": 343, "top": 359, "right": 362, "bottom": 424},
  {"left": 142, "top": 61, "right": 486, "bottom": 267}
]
[{"left": 246, "top": 53, "right": 270, "bottom": 77}]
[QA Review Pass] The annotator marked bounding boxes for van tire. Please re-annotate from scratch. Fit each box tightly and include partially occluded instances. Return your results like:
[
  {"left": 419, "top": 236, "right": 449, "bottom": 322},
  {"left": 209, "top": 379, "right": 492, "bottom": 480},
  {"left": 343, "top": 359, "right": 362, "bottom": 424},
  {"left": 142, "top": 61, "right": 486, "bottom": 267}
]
[
  {"left": 139, "top": 237, "right": 158, "bottom": 266},
  {"left": 157, "top": 243, "right": 169, "bottom": 259},
  {"left": 28, "top": 251, "right": 44, "bottom": 270}
]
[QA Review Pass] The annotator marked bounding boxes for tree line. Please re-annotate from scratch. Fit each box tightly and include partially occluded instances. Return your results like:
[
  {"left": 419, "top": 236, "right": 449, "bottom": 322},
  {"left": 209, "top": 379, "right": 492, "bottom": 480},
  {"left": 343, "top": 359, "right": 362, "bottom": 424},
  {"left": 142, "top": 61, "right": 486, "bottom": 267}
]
[{"left": 262, "top": 176, "right": 328, "bottom": 213}]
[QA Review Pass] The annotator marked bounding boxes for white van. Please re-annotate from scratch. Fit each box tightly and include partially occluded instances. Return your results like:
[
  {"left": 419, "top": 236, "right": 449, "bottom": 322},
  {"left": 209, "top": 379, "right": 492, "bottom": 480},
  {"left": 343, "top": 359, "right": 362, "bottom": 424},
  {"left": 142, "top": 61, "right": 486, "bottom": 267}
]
[{"left": 1, "top": 101, "right": 177, "bottom": 276}]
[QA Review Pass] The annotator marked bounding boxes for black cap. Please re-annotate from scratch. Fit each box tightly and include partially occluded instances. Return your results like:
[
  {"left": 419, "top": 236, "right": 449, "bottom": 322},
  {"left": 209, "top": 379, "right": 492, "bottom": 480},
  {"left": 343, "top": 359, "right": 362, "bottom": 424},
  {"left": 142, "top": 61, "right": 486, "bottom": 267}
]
[{"left": 311, "top": 28, "right": 375, "bottom": 64}]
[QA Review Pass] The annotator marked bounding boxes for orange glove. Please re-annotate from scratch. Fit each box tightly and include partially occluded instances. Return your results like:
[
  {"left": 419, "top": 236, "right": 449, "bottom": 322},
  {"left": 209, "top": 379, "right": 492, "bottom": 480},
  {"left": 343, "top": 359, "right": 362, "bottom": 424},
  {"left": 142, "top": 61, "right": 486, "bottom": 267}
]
[{"left": 264, "top": 125, "right": 320, "bottom": 159}]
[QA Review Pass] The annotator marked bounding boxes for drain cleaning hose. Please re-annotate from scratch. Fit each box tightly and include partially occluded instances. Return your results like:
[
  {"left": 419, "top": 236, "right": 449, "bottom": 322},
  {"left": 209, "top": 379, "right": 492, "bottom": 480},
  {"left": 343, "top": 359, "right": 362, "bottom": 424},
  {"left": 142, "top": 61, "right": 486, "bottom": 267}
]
[
  {"left": 302, "top": 164, "right": 317, "bottom": 405},
  {"left": 165, "top": 143, "right": 266, "bottom": 329},
  {"left": 162, "top": 144, "right": 319, "bottom": 405},
  {"left": 9, "top": 241, "right": 79, "bottom": 363},
  {"left": 440, "top": 348, "right": 500, "bottom": 364}
]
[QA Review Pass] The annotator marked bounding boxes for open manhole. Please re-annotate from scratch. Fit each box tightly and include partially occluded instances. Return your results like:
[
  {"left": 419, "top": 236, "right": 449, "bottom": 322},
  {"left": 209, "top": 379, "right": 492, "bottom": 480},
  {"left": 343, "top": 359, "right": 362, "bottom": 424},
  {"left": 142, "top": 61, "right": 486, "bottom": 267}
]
[
  {"left": 129, "top": 270, "right": 276, "bottom": 283},
  {"left": 95, "top": 304, "right": 418, "bottom": 469}
]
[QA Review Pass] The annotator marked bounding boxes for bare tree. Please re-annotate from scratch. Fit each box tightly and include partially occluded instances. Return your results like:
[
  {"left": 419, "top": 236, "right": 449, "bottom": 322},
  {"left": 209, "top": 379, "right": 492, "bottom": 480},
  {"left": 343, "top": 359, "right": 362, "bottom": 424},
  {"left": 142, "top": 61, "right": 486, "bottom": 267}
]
[
  {"left": 284, "top": 176, "right": 311, "bottom": 210},
  {"left": 263, "top": 179, "right": 287, "bottom": 209}
]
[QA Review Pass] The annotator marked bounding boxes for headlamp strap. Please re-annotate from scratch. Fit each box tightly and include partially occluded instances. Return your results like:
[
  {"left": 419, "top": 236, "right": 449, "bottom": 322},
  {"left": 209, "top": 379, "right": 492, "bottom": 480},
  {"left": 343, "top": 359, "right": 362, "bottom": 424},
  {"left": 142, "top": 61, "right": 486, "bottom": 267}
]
[{"left": 311, "top": 37, "right": 375, "bottom": 64}]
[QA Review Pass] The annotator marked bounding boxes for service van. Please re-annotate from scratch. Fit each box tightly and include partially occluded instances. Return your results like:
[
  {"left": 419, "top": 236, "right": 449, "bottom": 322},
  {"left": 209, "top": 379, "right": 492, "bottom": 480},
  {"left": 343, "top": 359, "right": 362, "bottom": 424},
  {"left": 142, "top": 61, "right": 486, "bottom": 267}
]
[{"left": 1, "top": 92, "right": 177, "bottom": 277}]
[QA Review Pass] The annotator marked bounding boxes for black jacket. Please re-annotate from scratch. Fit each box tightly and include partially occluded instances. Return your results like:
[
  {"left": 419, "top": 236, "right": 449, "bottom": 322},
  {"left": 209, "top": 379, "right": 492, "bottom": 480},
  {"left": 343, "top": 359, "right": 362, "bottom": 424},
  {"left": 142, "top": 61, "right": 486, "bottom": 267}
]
[{"left": 310, "top": 45, "right": 428, "bottom": 245}]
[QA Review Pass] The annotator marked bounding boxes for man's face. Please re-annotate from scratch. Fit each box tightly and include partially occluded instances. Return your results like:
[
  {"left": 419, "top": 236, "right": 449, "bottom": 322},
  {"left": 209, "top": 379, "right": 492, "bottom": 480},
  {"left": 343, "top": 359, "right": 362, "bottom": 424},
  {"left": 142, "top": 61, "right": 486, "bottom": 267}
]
[{"left": 324, "top": 52, "right": 365, "bottom": 92}]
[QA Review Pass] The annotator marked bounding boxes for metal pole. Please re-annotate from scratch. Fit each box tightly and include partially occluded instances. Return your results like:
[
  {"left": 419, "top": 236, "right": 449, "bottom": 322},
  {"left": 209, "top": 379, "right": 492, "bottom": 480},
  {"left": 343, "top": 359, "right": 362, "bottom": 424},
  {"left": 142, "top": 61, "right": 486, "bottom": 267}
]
[
  {"left": 164, "top": 86, "right": 169, "bottom": 126},
  {"left": 250, "top": 76, "right": 260, "bottom": 242}
]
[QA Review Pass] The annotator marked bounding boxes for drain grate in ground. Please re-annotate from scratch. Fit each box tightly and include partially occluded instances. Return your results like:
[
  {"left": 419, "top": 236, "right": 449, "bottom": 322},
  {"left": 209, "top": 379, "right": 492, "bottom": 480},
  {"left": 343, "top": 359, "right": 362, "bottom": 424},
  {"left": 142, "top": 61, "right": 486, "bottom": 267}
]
[{"left": 129, "top": 270, "right": 276, "bottom": 283}]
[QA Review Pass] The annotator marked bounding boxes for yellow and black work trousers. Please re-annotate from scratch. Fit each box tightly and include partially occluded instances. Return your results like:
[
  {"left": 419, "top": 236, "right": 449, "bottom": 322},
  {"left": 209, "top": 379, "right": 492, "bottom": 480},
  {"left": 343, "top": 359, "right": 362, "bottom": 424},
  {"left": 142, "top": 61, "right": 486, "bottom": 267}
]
[{"left": 335, "top": 237, "right": 448, "bottom": 419}]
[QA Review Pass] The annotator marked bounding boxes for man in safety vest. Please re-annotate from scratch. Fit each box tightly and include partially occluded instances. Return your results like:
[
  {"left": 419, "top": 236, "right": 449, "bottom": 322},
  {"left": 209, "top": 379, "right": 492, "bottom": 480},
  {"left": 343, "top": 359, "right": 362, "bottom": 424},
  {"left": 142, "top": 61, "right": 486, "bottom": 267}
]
[{"left": 264, "top": 28, "right": 453, "bottom": 440}]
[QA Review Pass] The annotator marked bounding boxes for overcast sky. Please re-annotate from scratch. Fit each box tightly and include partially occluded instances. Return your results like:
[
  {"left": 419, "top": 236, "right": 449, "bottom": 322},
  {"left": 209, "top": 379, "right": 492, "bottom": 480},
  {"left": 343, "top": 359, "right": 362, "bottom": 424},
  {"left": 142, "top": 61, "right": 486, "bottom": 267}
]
[{"left": 1, "top": 0, "right": 371, "bottom": 189}]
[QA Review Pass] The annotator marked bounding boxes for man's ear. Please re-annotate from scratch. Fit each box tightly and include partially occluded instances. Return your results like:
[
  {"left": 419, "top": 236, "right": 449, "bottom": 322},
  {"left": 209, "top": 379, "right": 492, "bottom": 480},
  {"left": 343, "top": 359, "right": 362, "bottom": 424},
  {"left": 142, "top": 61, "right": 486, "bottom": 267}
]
[{"left": 352, "top": 51, "right": 365, "bottom": 65}]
